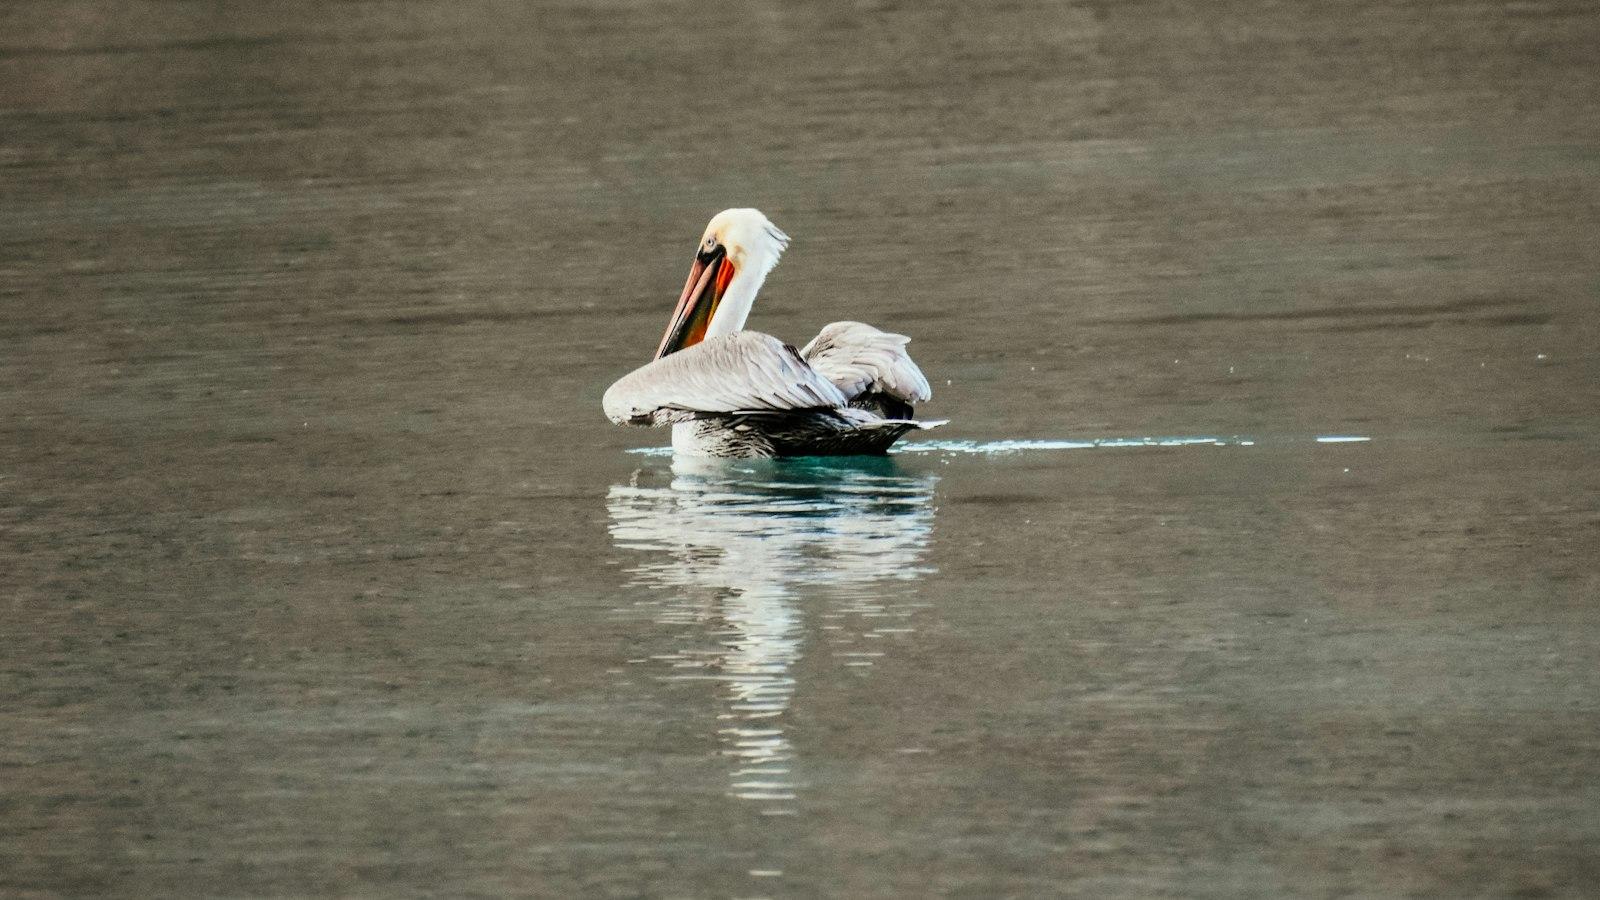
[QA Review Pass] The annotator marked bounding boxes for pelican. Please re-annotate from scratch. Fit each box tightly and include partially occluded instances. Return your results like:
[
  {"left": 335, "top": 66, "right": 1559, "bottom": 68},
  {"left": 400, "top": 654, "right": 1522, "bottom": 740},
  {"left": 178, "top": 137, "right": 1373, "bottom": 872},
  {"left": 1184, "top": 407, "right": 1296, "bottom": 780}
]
[{"left": 603, "top": 209, "right": 945, "bottom": 458}]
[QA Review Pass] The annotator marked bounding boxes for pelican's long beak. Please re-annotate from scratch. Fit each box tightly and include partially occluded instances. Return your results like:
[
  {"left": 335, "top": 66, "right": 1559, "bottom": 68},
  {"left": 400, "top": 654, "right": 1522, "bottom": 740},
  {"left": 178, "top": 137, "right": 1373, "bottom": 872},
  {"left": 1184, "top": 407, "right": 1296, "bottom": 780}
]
[{"left": 655, "top": 245, "right": 735, "bottom": 360}]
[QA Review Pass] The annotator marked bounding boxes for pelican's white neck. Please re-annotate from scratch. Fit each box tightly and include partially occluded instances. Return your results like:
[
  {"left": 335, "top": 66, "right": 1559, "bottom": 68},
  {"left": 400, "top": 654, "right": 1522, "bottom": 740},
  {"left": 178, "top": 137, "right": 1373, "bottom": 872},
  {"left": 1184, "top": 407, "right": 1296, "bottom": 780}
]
[
  {"left": 704, "top": 213, "right": 789, "bottom": 338},
  {"left": 704, "top": 252, "right": 774, "bottom": 338}
]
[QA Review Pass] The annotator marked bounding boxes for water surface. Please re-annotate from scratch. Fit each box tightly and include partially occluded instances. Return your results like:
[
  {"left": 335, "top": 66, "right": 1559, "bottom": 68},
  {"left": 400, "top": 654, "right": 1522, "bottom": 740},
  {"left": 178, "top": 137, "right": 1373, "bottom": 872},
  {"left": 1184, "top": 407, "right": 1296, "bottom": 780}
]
[{"left": 3, "top": 2, "right": 1599, "bottom": 897}]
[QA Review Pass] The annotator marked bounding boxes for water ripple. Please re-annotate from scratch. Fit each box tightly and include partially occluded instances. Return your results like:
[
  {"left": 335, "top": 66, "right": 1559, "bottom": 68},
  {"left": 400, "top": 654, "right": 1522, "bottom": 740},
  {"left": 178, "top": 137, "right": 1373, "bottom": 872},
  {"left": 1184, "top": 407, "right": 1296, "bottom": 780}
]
[{"left": 625, "top": 433, "right": 1371, "bottom": 457}]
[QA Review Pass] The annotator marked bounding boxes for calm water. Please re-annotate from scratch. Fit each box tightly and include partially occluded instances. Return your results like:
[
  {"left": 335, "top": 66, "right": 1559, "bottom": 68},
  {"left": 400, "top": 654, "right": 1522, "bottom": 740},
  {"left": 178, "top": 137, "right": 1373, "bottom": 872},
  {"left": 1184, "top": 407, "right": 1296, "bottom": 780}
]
[{"left": 4, "top": 2, "right": 1600, "bottom": 897}]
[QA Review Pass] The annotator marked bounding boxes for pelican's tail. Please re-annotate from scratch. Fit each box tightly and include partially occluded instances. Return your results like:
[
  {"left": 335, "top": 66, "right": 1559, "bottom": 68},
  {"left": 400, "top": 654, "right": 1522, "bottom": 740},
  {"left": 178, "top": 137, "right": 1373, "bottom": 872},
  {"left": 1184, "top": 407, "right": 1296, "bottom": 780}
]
[{"left": 843, "top": 416, "right": 946, "bottom": 454}]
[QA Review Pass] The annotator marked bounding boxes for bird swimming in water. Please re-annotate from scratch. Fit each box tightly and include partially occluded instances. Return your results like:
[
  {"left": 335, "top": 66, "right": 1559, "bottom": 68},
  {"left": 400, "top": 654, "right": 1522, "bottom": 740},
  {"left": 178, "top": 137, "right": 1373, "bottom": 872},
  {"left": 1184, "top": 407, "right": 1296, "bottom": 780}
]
[{"left": 603, "top": 208, "right": 944, "bottom": 458}]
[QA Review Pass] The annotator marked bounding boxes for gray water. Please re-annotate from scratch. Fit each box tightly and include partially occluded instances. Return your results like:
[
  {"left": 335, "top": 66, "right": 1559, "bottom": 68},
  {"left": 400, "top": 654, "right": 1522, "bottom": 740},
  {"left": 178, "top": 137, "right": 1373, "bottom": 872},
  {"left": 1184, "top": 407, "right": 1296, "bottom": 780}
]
[{"left": 4, "top": 2, "right": 1600, "bottom": 897}]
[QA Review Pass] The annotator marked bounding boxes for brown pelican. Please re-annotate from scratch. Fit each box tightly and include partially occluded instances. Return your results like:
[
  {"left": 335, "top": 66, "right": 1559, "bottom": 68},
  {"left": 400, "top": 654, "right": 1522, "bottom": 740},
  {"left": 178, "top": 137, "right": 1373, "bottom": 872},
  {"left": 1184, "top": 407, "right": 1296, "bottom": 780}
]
[{"left": 603, "top": 209, "right": 944, "bottom": 457}]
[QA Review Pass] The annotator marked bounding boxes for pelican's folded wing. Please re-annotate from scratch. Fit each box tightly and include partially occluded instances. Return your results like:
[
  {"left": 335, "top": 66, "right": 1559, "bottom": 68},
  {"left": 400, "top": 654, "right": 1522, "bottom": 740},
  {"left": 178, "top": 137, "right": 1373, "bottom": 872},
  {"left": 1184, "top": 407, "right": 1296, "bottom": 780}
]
[
  {"left": 603, "top": 331, "right": 850, "bottom": 426},
  {"left": 799, "top": 321, "right": 932, "bottom": 406}
]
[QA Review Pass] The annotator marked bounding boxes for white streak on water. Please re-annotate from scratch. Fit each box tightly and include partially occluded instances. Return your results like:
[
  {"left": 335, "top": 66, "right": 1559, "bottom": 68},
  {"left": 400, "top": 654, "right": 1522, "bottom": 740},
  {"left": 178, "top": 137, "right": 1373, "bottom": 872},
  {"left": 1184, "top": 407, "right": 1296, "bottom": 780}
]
[
  {"left": 624, "top": 434, "right": 1372, "bottom": 456},
  {"left": 895, "top": 436, "right": 1266, "bottom": 455}
]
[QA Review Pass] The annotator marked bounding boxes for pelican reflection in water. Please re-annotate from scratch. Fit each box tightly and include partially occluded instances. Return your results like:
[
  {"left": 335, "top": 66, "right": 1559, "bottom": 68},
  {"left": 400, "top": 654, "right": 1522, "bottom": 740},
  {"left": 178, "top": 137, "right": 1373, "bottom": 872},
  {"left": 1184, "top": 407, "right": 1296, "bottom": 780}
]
[{"left": 607, "top": 455, "right": 937, "bottom": 810}]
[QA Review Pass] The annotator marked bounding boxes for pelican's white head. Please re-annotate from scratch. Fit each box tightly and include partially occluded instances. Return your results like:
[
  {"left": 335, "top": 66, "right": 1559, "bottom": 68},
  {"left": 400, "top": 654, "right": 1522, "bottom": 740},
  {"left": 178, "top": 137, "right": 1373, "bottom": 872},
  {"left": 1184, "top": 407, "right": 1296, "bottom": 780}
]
[{"left": 654, "top": 208, "right": 790, "bottom": 359}]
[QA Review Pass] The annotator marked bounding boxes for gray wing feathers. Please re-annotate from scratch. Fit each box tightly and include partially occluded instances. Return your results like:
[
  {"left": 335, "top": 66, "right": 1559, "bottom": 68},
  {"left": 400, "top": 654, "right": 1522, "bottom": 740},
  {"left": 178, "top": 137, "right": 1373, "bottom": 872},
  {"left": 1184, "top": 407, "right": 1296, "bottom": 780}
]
[
  {"left": 799, "top": 321, "right": 933, "bottom": 405},
  {"left": 603, "top": 331, "right": 850, "bottom": 426}
]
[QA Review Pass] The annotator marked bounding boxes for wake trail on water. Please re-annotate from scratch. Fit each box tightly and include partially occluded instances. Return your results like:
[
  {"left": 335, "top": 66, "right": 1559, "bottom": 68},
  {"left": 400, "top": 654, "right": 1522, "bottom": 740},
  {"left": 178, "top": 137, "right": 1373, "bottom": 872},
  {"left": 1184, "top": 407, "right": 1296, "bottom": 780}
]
[{"left": 625, "top": 435, "right": 1371, "bottom": 457}]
